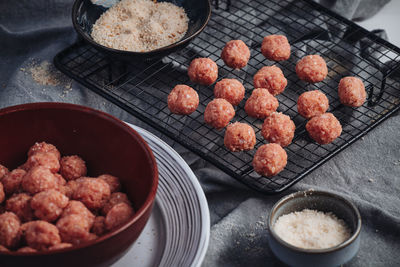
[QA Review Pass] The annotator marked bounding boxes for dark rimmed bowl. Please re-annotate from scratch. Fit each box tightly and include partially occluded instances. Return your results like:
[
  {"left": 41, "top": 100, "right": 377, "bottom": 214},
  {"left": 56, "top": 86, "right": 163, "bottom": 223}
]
[
  {"left": 72, "top": 0, "right": 211, "bottom": 61},
  {"left": 268, "top": 190, "right": 362, "bottom": 267},
  {"left": 0, "top": 102, "right": 158, "bottom": 267}
]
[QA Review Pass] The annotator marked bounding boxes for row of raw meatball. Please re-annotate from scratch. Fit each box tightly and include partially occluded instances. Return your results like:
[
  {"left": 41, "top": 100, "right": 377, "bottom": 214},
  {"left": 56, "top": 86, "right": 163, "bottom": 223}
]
[{"left": 0, "top": 142, "right": 134, "bottom": 253}]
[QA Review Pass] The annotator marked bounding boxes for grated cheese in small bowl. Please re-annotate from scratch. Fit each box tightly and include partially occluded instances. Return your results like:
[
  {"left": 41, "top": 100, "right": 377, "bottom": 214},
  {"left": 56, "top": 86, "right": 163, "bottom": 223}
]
[{"left": 273, "top": 209, "right": 351, "bottom": 250}]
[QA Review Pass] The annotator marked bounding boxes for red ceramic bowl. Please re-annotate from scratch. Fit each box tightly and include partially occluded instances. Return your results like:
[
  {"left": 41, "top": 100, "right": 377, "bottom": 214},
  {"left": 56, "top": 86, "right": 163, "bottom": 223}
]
[{"left": 0, "top": 102, "right": 158, "bottom": 267}]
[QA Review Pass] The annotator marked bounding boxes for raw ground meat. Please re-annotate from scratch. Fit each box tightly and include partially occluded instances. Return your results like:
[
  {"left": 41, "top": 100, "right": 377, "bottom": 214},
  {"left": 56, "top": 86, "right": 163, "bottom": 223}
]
[
  {"left": 62, "top": 200, "right": 95, "bottom": 228},
  {"left": 91, "top": 216, "right": 106, "bottom": 236},
  {"left": 204, "top": 98, "right": 235, "bottom": 129},
  {"left": 72, "top": 177, "right": 111, "bottom": 210},
  {"left": 253, "top": 66, "right": 287, "bottom": 96},
  {"left": 25, "top": 152, "right": 60, "bottom": 173},
  {"left": 5, "top": 193, "right": 34, "bottom": 222},
  {"left": 0, "top": 212, "right": 21, "bottom": 248},
  {"left": 105, "top": 203, "right": 135, "bottom": 231},
  {"left": 253, "top": 143, "right": 287, "bottom": 177},
  {"left": 245, "top": 88, "right": 279, "bottom": 119},
  {"left": 22, "top": 166, "right": 58, "bottom": 194},
  {"left": 2, "top": 169, "right": 26, "bottom": 196},
  {"left": 224, "top": 122, "right": 256, "bottom": 152},
  {"left": 28, "top": 142, "right": 61, "bottom": 160},
  {"left": 30, "top": 190, "right": 69, "bottom": 222},
  {"left": 297, "top": 90, "right": 329, "bottom": 119},
  {"left": 23, "top": 220, "right": 61, "bottom": 250},
  {"left": 60, "top": 155, "right": 87, "bottom": 181},
  {"left": 102, "top": 192, "right": 131, "bottom": 215},
  {"left": 296, "top": 55, "right": 328, "bottom": 83},
  {"left": 187, "top": 58, "right": 218, "bottom": 85},
  {"left": 56, "top": 214, "right": 91, "bottom": 245},
  {"left": 261, "top": 35, "right": 291, "bottom": 61},
  {"left": 261, "top": 112, "right": 296, "bottom": 147},
  {"left": 214, "top": 78, "right": 245, "bottom": 106},
  {"left": 167, "top": 84, "right": 199, "bottom": 115},
  {"left": 221, "top": 40, "right": 250, "bottom": 69},
  {"left": 306, "top": 113, "right": 342, "bottom": 144},
  {"left": 338, "top": 76, "right": 366, "bottom": 107}
]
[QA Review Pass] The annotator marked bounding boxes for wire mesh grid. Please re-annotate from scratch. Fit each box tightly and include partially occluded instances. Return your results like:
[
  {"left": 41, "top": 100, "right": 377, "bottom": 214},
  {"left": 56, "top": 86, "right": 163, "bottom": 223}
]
[{"left": 55, "top": 0, "right": 400, "bottom": 193}]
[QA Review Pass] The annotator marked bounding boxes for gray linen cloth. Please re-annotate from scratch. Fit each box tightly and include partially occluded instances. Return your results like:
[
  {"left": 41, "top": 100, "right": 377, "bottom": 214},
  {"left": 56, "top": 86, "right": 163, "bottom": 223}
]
[{"left": 0, "top": 0, "right": 399, "bottom": 266}]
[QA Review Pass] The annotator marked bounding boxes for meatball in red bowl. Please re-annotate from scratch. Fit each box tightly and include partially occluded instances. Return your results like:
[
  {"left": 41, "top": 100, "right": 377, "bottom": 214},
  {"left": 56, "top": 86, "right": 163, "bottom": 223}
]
[{"left": 0, "top": 103, "right": 158, "bottom": 267}]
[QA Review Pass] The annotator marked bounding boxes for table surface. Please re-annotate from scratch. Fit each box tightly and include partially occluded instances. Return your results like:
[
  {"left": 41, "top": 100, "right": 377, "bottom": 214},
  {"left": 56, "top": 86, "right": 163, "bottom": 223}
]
[
  {"left": 0, "top": 0, "right": 399, "bottom": 266},
  {"left": 357, "top": 0, "right": 400, "bottom": 47}
]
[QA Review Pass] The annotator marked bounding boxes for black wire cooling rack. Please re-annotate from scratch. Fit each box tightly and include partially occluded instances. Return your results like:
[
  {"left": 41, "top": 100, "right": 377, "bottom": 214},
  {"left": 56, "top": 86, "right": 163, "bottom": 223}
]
[{"left": 54, "top": 0, "right": 400, "bottom": 193}]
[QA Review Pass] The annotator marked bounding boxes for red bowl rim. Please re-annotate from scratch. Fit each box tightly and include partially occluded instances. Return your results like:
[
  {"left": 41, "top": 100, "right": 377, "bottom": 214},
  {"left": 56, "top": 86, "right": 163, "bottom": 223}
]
[{"left": 0, "top": 102, "right": 159, "bottom": 255}]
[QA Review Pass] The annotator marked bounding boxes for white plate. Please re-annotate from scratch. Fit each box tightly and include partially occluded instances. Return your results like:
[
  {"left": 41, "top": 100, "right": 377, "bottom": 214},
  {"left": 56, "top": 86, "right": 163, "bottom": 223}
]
[{"left": 112, "top": 124, "right": 210, "bottom": 267}]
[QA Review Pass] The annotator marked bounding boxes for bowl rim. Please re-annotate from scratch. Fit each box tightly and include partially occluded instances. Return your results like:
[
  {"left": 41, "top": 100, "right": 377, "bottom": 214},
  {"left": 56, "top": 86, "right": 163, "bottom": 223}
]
[
  {"left": 0, "top": 102, "right": 158, "bottom": 256},
  {"left": 268, "top": 189, "right": 362, "bottom": 254},
  {"left": 71, "top": 0, "right": 212, "bottom": 57}
]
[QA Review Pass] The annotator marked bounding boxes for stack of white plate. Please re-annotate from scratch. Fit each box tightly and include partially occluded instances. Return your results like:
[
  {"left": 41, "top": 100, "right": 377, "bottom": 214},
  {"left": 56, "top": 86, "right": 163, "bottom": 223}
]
[{"left": 113, "top": 124, "right": 210, "bottom": 267}]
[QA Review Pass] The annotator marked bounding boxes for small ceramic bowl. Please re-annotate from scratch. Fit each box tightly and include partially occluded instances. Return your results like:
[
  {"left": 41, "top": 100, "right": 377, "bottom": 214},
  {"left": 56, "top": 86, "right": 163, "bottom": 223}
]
[
  {"left": 0, "top": 102, "right": 158, "bottom": 267},
  {"left": 268, "top": 190, "right": 362, "bottom": 267},
  {"left": 72, "top": 0, "right": 211, "bottom": 61}
]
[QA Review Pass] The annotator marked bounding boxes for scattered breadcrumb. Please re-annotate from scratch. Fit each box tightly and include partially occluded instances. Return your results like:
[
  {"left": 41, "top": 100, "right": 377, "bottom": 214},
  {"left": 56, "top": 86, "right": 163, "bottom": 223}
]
[
  {"left": 91, "top": 0, "right": 189, "bottom": 52},
  {"left": 21, "top": 60, "right": 73, "bottom": 95},
  {"left": 29, "top": 61, "right": 62, "bottom": 86}
]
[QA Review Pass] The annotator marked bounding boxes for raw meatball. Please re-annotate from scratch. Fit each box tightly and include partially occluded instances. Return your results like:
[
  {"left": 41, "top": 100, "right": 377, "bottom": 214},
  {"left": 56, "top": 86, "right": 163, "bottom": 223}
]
[
  {"left": 338, "top": 76, "right": 366, "bottom": 107},
  {"left": 91, "top": 216, "right": 106, "bottom": 236},
  {"left": 0, "top": 212, "right": 21, "bottom": 248},
  {"left": 306, "top": 113, "right": 342, "bottom": 144},
  {"left": 105, "top": 203, "right": 135, "bottom": 231},
  {"left": 296, "top": 55, "right": 328, "bottom": 83},
  {"left": 28, "top": 142, "right": 61, "bottom": 160},
  {"left": 72, "top": 177, "right": 111, "bottom": 210},
  {"left": 102, "top": 192, "right": 131, "bottom": 215},
  {"left": 56, "top": 214, "right": 91, "bottom": 245},
  {"left": 23, "top": 221, "right": 61, "bottom": 250},
  {"left": 62, "top": 200, "right": 95, "bottom": 228},
  {"left": 167, "top": 84, "right": 199, "bottom": 115},
  {"left": 0, "top": 183, "right": 4, "bottom": 204},
  {"left": 261, "top": 112, "right": 295, "bottom": 147},
  {"left": 22, "top": 166, "right": 58, "bottom": 194},
  {"left": 252, "top": 143, "right": 287, "bottom": 177},
  {"left": 98, "top": 174, "right": 121, "bottom": 193},
  {"left": 2, "top": 169, "right": 26, "bottom": 196},
  {"left": 60, "top": 180, "right": 79, "bottom": 199},
  {"left": 17, "top": 247, "right": 37, "bottom": 253},
  {"left": 204, "top": 98, "right": 235, "bottom": 129},
  {"left": 0, "top": 245, "right": 9, "bottom": 252},
  {"left": 261, "top": 35, "right": 291, "bottom": 61},
  {"left": 221, "top": 40, "right": 250, "bottom": 69},
  {"left": 48, "top": 242, "right": 73, "bottom": 251},
  {"left": 245, "top": 88, "right": 279, "bottom": 119},
  {"left": 60, "top": 155, "right": 87, "bottom": 181},
  {"left": 253, "top": 66, "right": 287, "bottom": 96},
  {"left": 297, "top": 90, "right": 329, "bottom": 119},
  {"left": 5, "top": 193, "right": 34, "bottom": 222},
  {"left": 187, "top": 58, "right": 218, "bottom": 85},
  {"left": 0, "top": 164, "right": 9, "bottom": 181},
  {"left": 31, "top": 190, "right": 69, "bottom": 222},
  {"left": 224, "top": 122, "right": 256, "bottom": 152},
  {"left": 214, "top": 78, "right": 245, "bottom": 106},
  {"left": 24, "top": 152, "right": 60, "bottom": 173},
  {"left": 54, "top": 173, "right": 67, "bottom": 187}
]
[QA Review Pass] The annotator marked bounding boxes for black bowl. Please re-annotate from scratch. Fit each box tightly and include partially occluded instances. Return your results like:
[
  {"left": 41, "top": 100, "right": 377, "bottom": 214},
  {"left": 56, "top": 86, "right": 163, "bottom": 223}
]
[{"left": 72, "top": 0, "right": 211, "bottom": 61}]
